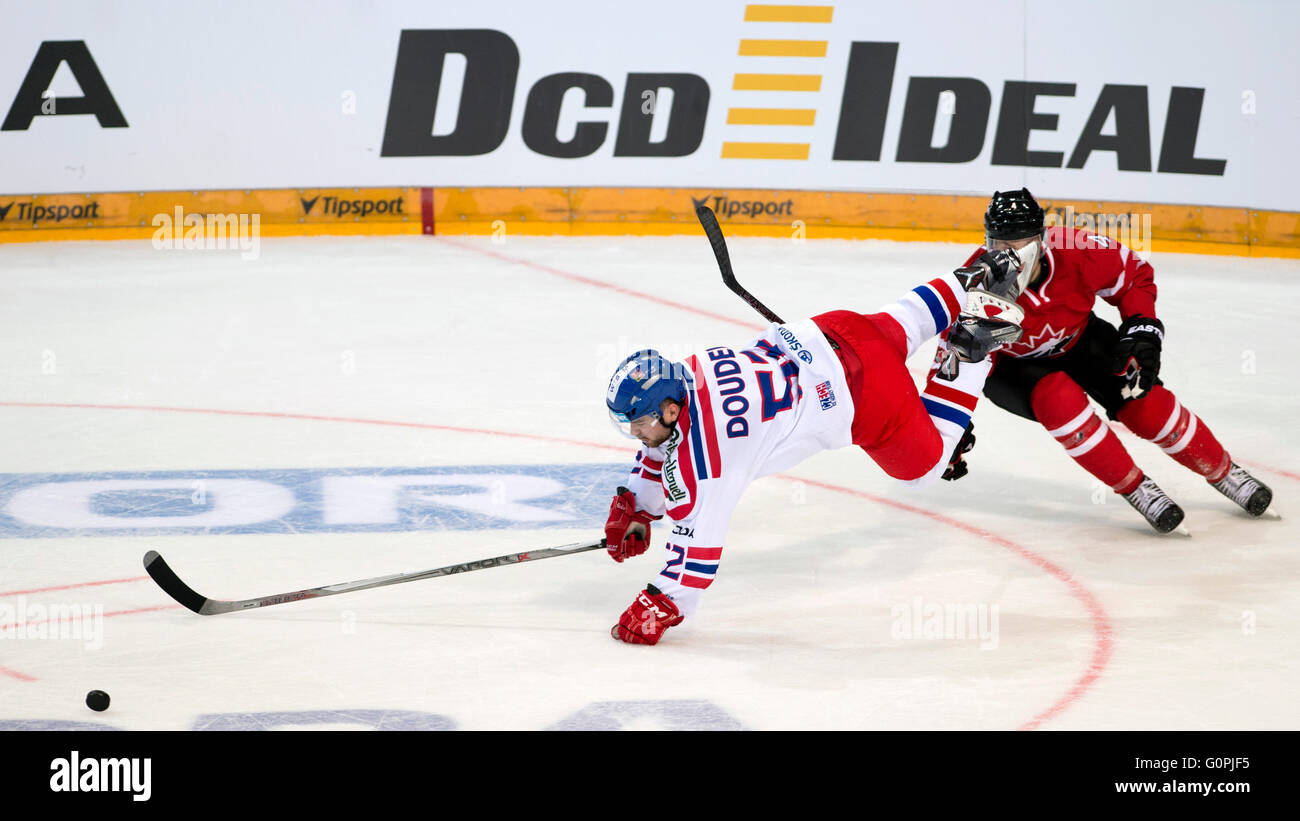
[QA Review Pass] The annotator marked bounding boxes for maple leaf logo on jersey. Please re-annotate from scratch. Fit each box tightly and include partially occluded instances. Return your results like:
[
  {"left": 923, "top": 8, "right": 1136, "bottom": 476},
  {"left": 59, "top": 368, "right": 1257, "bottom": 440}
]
[{"left": 1012, "top": 323, "right": 1076, "bottom": 358}]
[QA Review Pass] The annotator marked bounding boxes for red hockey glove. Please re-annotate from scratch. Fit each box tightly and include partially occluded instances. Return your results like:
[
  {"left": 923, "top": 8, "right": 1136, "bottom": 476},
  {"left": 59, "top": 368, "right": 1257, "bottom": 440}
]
[
  {"left": 611, "top": 585, "right": 683, "bottom": 645},
  {"left": 604, "top": 487, "right": 659, "bottom": 563}
]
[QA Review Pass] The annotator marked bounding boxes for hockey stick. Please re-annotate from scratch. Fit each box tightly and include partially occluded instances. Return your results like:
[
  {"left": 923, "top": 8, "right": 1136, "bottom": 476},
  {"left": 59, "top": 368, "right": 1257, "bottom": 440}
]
[
  {"left": 142, "top": 539, "right": 604, "bottom": 616},
  {"left": 695, "top": 205, "right": 785, "bottom": 324}
]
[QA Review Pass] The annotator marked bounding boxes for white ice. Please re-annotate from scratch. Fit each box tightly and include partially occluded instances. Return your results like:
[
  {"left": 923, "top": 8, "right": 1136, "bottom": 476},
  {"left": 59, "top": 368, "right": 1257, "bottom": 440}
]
[{"left": 0, "top": 234, "right": 1295, "bottom": 730}]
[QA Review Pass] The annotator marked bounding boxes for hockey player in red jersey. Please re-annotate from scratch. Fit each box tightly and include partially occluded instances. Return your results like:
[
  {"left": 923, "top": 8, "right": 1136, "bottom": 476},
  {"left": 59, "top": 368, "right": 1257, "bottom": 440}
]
[
  {"left": 963, "top": 188, "right": 1273, "bottom": 533},
  {"left": 600, "top": 255, "right": 1026, "bottom": 644}
]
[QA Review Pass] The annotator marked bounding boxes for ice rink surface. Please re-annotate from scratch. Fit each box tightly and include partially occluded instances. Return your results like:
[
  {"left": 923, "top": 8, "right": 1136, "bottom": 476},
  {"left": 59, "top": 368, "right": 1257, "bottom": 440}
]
[{"left": 0, "top": 233, "right": 1295, "bottom": 731}]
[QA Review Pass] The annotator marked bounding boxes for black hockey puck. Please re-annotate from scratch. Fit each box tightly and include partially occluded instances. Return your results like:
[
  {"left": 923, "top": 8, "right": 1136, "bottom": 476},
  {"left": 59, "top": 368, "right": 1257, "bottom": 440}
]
[{"left": 85, "top": 690, "right": 110, "bottom": 712}]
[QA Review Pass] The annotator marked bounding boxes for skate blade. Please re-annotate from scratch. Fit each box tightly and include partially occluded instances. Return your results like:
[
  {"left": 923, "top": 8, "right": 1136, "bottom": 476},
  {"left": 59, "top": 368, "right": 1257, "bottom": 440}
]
[
  {"left": 1169, "top": 524, "right": 1192, "bottom": 537},
  {"left": 1259, "top": 509, "right": 1282, "bottom": 521}
]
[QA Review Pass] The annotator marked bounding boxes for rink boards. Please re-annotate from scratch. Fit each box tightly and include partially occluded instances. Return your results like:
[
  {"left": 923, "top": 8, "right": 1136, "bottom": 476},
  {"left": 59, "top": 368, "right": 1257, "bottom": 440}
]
[{"left": 1, "top": 186, "right": 1296, "bottom": 257}]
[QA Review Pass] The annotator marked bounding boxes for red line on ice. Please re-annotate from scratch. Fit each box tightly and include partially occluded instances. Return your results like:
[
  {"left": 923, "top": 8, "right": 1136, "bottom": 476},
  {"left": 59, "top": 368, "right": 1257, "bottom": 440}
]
[
  {"left": 1, "top": 399, "right": 1110, "bottom": 727},
  {"left": 1250, "top": 463, "right": 1300, "bottom": 483},
  {"left": 791, "top": 476, "right": 1113, "bottom": 731},
  {"left": 436, "top": 236, "right": 760, "bottom": 330},
  {"left": 0, "top": 401, "right": 628, "bottom": 454},
  {"left": 0, "top": 605, "right": 179, "bottom": 681},
  {"left": 102, "top": 604, "right": 180, "bottom": 618},
  {"left": 0, "top": 666, "right": 37, "bottom": 681},
  {"left": 0, "top": 576, "right": 148, "bottom": 598},
  {"left": 0, "top": 604, "right": 178, "bottom": 637}
]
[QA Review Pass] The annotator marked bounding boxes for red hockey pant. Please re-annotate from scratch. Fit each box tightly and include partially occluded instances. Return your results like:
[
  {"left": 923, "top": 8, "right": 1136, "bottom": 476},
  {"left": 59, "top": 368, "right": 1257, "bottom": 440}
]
[{"left": 813, "top": 310, "right": 943, "bottom": 481}]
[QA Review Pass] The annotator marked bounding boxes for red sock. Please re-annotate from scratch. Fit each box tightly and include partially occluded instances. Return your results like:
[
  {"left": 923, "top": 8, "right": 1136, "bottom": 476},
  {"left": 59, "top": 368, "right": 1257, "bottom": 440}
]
[
  {"left": 1117, "top": 386, "right": 1231, "bottom": 482},
  {"left": 1031, "top": 372, "right": 1143, "bottom": 493}
]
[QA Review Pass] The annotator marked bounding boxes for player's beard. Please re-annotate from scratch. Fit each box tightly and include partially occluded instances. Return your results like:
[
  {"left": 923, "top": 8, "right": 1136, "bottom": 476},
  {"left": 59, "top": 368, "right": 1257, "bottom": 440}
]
[{"left": 641, "top": 420, "right": 676, "bottom": 448}]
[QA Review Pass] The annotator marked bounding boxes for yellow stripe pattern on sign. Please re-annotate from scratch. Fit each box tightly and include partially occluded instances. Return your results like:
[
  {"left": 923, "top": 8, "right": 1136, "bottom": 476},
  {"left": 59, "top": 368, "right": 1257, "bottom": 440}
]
[
  {"left": 737, "top": 39, "right": 828, "bottom": 57},
  {"left": 743, "top": 4, "right": 834, "bottom": 23},
  {"left": 727, "top": 6, "right": 832, "bottom": 159},
  {"left": 726, "top": 107, "right": 817, "bottom": 125},
  {"left": 732, "top": 73, "right": 822, "bottom": 91},
  {"left": 720, "top": 143, "right": 811, "bottom": 160}
]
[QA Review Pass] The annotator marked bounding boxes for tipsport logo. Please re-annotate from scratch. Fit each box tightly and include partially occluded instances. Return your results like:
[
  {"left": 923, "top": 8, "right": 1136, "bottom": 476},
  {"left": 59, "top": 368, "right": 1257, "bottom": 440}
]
[
  {"left": 300, "top": 194, "right": 405, "bottom": 219},
  {"left": 691, "top": 194, "right": 794, "bottom": 221},
  {"left": 0, "top": 200, "right": 101, "bottom": 223}
]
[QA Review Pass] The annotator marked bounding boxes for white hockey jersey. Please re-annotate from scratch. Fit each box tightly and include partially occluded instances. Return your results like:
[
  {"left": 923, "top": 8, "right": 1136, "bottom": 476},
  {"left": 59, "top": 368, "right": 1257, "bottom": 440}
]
[{"left": 624, "top": 319, "right": 856, "bottom": 619}]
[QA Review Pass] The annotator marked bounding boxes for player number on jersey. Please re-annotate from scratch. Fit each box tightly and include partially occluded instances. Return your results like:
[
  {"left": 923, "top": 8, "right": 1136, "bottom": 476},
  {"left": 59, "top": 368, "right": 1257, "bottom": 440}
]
[{"left": 742, "top": 341, "right": 803, "bottom": 422}]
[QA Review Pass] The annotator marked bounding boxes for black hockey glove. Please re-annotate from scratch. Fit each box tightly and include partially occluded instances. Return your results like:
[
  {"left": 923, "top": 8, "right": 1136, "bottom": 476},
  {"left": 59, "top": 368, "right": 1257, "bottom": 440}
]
[
  {"left": 1112, "top": 316, "right": 1164, "bottom": 400},
  {"left": 941, "top": 423, "right": 976, "bottom": 481}
]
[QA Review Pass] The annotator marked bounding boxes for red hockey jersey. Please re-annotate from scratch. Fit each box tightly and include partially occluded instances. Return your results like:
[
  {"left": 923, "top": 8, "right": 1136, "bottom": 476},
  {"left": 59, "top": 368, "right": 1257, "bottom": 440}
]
[{"left": 962, "top": 226, "right": 1157, "bottom": 359}]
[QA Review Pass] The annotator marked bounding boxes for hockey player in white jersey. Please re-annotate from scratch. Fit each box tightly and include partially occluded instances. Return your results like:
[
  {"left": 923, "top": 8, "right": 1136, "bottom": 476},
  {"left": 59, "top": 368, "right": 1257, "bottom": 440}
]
[{"left": 603, "top": 252, "right": 1028, "bottom": 644}]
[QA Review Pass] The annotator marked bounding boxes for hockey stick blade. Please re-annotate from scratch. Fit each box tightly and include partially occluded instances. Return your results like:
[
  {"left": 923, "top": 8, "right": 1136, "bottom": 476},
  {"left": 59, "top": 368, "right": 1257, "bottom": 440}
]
[
  {"left": 143, "top": 550, "right": 210, "bottom": 614},
  {"left": 142, "top": 540, "right": 605, "bottom": 616},
  {"left": 695, "top": 205, "right": 784, "bottom": 325}
]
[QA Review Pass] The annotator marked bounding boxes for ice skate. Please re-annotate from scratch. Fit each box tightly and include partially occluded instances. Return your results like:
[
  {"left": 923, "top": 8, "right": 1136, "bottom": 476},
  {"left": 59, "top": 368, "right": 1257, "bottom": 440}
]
[
  {"left": 1210, "top": 462, "right": 1274, "bottom": 517},
  {"left": 1122, "top": 475, "right": 1187, "bottom": 534}
]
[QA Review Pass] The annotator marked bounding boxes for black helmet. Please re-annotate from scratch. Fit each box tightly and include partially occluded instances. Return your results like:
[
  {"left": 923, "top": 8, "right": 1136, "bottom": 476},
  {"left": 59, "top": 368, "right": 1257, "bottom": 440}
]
[{"left": 984, "top": 188, "right": 1045, "bottom": 241}]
